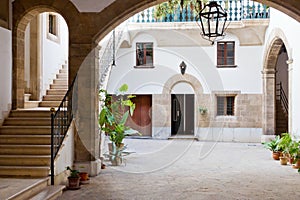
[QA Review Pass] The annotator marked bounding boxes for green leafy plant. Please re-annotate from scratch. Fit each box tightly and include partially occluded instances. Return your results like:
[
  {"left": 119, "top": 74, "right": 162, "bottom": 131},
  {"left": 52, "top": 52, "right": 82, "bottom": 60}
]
[
  {"left": 278, "top": 133, "right": 292, "bottom": 156},
  {"left": 153, "top": 0, "right": 207, "bottom": 21},
  {"left": 199, "top": 106, "right": 207, "bottom": 114},
  {"left": 262, "top": 135, "right": 281, "bottom": 152},
  {"left": 99, "top": 84, "right": 139, "bottom": 148},
  {"left": 66, "top": 166, "right": 79, "bottom": 178}
]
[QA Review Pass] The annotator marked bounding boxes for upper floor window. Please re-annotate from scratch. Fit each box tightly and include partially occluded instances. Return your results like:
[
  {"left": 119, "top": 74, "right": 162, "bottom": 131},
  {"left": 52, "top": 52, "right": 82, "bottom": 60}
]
[
  {"left": 217, "top": 41, "right": 236, "bottom": 68},
  {"left": 217, "top": 96, "right": 235, "bottom": 116},
  {"left": 136, "top": 43, "right": 153, "bottom": 67},
  {"left": 48, "top": 14, "right": 57, "bottom": 35}
]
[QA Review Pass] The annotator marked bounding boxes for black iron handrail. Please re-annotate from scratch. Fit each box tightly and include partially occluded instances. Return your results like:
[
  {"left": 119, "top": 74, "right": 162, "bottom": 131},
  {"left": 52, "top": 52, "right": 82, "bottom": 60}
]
[
  {"left": 276, "top": 82, "right": 288, "bottom": 115},
  {"left": 50, "top": 74, "right": 77, "bottom": 185}
]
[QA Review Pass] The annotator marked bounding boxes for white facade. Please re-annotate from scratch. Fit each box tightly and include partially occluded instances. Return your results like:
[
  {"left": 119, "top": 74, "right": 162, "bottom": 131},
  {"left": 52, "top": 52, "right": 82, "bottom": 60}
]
[{"left": 0, "top": 27, "right": 12, "bottom": 123}]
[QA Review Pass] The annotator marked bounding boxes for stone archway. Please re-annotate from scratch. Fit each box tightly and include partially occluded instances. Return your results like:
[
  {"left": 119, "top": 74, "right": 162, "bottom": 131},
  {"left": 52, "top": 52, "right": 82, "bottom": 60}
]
[
  {"left": 262, "top": 28, "right": 291, "bottom": 136},
  {"left": 163, "top": 74, "right": 204, "bottom": 95}
]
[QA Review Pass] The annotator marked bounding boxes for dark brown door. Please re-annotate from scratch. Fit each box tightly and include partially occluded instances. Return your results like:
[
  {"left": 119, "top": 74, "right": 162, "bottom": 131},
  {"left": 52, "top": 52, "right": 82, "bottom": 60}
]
[
  {"left": 171, "top": 94, "right": 194, "bottom": 135},
  {"left": 126, "top": 95, "right": 152, "bottom": 137}
]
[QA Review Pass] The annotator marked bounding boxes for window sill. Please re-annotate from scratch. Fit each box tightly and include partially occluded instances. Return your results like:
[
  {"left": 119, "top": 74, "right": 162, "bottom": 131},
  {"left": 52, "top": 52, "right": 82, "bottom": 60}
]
[
  {"left": 216, "top": 65, "right": 237, "bottom": 68},
  {"left": 134, "top": 65, "right": 155, "bottom": 69}
]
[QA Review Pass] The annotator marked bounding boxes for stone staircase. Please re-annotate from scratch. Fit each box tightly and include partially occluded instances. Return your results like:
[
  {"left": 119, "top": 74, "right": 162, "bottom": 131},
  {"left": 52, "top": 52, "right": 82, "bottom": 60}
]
[
  {"left": 0, "top": 66, "right": 68, "bottom": 199},
  {"left": 39, "top": 66, "right": 68, "bottom": 107},
  {"left": 276, "top": 100, "right": 288, "bottom": 135}
]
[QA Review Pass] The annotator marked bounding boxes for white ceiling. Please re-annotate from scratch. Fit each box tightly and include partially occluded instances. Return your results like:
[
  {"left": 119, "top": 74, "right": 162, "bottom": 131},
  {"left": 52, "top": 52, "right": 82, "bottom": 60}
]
[{"left": 70, "top": 0, "right": 115, "bottom": 12}]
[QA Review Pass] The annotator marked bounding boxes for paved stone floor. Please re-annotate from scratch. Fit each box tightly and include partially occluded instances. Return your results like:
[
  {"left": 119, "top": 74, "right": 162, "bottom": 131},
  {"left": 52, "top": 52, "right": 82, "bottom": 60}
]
[{"left": 58, "top": 139, "right": 300, "bottom": 200}]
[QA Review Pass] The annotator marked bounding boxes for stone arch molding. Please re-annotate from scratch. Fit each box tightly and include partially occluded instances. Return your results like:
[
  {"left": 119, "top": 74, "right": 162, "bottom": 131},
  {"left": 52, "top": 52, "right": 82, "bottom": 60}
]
[
  {"left": 263, "top": 28, "right": 292, "bottom": 71},
  {"left": 162, "top": 74, "right": 203, "bottom": 95}
]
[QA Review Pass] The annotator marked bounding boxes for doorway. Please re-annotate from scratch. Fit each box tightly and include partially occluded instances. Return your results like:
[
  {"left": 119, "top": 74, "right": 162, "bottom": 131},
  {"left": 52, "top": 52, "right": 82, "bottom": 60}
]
[{"left": 171, "top": 94, "right": 194, "bottom": 135}]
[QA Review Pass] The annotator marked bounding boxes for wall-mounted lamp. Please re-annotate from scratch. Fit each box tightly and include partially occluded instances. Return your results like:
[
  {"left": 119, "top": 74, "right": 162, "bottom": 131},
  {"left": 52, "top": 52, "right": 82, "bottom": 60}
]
[{"left": 180, "top": 61, "right": 187, "bottom": 75}]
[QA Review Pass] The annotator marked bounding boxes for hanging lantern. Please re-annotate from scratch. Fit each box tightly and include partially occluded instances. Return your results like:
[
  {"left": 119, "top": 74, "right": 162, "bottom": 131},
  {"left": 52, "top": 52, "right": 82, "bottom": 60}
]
[{"left": 198, "top": 1, "right": 228, "bottom": 44}]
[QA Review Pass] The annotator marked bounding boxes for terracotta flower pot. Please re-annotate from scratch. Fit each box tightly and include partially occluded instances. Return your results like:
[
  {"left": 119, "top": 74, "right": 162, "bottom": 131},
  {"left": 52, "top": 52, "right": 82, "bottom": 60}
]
[
  {"left": 68, "top": 176, "right": 80, "bottom": 189},
  {"left": 279, "top": 157, "right": 288, "bottom": 165},
  {"left": 79, "top": 172, "right": 89, "bottom": 181},
  {"left": 272, "top": 152, "right": 280, "bottom": 160}
]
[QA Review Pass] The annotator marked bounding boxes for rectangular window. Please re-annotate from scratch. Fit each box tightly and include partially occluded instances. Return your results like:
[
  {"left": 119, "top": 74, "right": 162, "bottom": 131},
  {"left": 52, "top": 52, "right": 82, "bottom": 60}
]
[
  {"left": 136, "top": 43, "right": 153, "bottom": 67},
  {"left": 48, "top": 14, "right": 57, "bottom": 35},
  {"left": 217, "top": 41, "right": 236, "bottom": 68},
  {"left": 217, "top": 96, "right": 235, "bottom": 116}
]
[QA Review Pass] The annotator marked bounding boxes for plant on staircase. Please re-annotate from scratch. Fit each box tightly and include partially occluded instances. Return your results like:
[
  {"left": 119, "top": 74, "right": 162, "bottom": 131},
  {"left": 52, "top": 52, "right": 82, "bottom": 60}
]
[{"left": 99, "top": 84, "right": 140, "bottom": 165}]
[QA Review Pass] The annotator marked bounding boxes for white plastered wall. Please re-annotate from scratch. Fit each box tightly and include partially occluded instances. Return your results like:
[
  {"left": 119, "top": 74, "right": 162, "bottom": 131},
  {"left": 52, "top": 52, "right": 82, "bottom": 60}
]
[
  {"left": 0, "top": 27, "right": 12, "bottom": 124},
  {"left": 40, "top": 13, "right": 69, "bottom": 97},
  {"left": 108, "top": 32, "right": 263, "bottom": 95}
]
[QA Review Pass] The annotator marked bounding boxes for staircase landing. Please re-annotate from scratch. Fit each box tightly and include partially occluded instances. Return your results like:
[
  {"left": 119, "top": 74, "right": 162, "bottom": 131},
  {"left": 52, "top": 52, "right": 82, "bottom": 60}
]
[{"left": 0, "top": 177, "right": 65, "bottom": 200}]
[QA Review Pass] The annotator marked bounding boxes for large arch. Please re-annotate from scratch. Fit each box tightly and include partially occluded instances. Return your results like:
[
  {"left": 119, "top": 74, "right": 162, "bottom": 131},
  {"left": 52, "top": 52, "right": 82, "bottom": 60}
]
[
  {"left": 12, "top": 0, "right": 300, "bottom": 109},
  {"left": 262, "top": 28, "right": 292, "bottom": 135}
]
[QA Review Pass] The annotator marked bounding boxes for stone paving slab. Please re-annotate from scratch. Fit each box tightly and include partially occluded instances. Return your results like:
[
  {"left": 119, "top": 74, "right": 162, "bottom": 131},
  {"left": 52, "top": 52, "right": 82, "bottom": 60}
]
[{"left": 58, "top": 139, "right": 300, "bottom": 200}]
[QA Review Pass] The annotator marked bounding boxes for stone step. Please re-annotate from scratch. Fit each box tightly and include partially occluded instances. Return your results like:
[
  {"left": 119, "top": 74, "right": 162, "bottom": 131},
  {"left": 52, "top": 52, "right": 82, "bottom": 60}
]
[
  {"left": 39, "top": 101, "right": 62, "bottom": 107},
  {"left": 0, "top": 145, "right": 50, "bottom": 155},
  {"left": 59, "top": 69, "right": 68, "bottom": 74},
  {"left": 43, "top": 95, "right": 64, "bottom": 101},
  {"left": 0, "top": 126, "right": 50, "bottom": 134},
  {"left": 3, "top": 118, "right": 51, "bottom": 126},
  {"left": 57, "top": 74, "right": 68, "bottom": 79},
  {"left": 10, "top": 110, "right": 51, "bottom": 118},
  {"left": 0, "top": 155, "right": 50, "bottom": 166},
  {"left": 0, "top": 135, "right": 51, "bottom": 145},
  {"left": 50, "top": 84, "right": 68, "bottom": 89},
  {"left": 0, "top": 166, "right": 49, "bottom": 178},
  {"left": 30, "top": 185, "right": 66, "bottom": 200},
  {"left": 53, "top": 79, "right": 68, "bottom": 85},
  {"left": 47, "top": 89, "right": 67, "bottom": 95}
]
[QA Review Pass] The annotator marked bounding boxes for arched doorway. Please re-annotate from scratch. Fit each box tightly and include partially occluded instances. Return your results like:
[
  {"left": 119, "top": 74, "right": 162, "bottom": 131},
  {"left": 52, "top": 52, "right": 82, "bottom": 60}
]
[
  {"left": 262, "top": 33, "right": 291, "bottom": 136},
  {"left": 23, "top": 12, "right": 69, "bottom": 105},
  {"left": 171, "top": 82, "right": 195, "bottom": 135}
]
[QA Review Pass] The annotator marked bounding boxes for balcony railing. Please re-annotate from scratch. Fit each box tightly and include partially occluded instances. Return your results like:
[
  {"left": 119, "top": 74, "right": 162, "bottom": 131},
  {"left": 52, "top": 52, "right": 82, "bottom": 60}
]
[{"left": 130, "top": 0, "right": 269, "bottom": 23}]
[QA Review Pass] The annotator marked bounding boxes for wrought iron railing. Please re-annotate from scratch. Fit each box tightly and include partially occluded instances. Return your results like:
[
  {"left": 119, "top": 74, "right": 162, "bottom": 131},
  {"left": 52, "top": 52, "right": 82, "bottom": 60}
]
[
  {"left": 50, "top": 74, "right": 77, "bottom": 185},
  {"left": 130, "top": 0, "right": 269, "bottom": 23},
  {"left": 276, "top": 82, "right": 288, "bottom": 114},
  {"left": 99, "top": 23, "right": 127, "bottom": 88}
]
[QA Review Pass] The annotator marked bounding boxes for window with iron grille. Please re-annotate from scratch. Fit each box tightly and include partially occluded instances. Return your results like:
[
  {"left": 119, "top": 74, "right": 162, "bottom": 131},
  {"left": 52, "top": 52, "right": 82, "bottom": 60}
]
[
  {"left": 136, "top": 43, "right": 153, "bottom": 67},
  {"left": 217, "top": 41, "right": 236, "bottom": 68},
  {"left": 217, "top": 96, "right": 235, "bottom": 116}
]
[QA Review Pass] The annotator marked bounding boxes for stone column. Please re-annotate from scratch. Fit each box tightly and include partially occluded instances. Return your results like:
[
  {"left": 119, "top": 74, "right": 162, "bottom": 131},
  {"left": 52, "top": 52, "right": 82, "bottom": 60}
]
[
  {"left": 261, "top": 69, "right": 276, "bottom": 141},
  {"left": 71, "top": 43, "right": 101, "bottom": 176},
  {"left": 29, "top": 15, "right": 40, "bottom": 100},
  {"left": 287, "top": 58, "right": 293, "bottom": 136}
]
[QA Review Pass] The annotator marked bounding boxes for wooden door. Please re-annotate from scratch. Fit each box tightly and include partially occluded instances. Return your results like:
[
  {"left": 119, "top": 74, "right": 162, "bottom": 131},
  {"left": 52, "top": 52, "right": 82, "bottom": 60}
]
[{"left": 126, "top": 95, "right": 152, "bottom": 137}]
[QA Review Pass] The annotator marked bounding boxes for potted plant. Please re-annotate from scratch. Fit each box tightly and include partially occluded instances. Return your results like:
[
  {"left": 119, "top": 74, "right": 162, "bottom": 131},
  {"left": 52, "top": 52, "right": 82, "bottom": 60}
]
[
  {"left": 199, "top": 106, "right": 208, "bottom": 115},
  {"left": 262, "top": 135, "right": 281, "bottom": 160},
  {"left": 99, "top": 84, "right": 140, "bottom": 165},
  {"left": 278, "top": 133, "right": 292, "bottom": 165},
  {"left": 66, "top": 166, "right": 80, "bottom": 189}
]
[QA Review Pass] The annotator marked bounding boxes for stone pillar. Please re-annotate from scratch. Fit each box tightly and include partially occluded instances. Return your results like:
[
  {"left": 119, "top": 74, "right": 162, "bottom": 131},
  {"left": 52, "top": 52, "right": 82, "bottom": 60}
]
[
  {"left": 261, "top": 69, "right": 276, "bottom": 141},
  {"left": 71, "top": 43, "right": 101, "bottom": 176},
  {"left": 287, "top": 58, "right": 293, "bottom": 135},
  {"left": 29, "top": 15, "right": 40, "bottom": 100}
]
